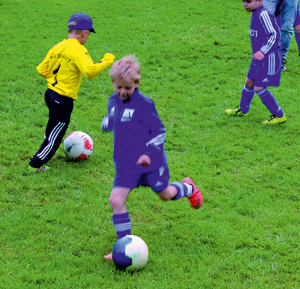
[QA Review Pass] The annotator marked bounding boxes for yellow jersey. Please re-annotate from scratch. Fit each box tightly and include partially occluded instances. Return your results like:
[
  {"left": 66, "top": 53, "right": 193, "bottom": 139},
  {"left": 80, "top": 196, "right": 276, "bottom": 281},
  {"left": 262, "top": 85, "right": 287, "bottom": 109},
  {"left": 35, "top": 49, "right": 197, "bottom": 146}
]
[{"left": 37, "top": 39, "right": 115, "bottom": 100}]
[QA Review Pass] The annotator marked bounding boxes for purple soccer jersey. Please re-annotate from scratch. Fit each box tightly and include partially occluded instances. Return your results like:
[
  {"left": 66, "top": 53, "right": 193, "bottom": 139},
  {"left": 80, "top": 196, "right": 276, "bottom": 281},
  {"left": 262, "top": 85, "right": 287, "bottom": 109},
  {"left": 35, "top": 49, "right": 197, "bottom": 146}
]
[
  {"left": 248, "top": 5, "right": 282, "bottom": 87},
  {"left": 250, "top": 5, "right": 281, "bottom": 66},
  {"left": 102, "top": 88, "right": 168, "bottom": 175}
]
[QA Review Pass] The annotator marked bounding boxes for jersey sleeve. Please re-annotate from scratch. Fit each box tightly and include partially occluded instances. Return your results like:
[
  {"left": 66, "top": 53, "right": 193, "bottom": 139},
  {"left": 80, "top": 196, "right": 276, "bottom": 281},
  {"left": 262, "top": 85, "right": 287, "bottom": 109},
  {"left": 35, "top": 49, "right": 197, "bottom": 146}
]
[
  {"left": 259, "top": 10, "right": 277, "bottom": 55},
  {"left": 36, "top": 48, "right": 54, "bottom": 78},
  {"left": 75, "top": 51, "right": 115, "bottom": 80},
  {"left": 101, "top": 97, "right": 115, "bottom": 131},
  {"left": 141, "top": 100, "right": 167, "bottom": 159}
]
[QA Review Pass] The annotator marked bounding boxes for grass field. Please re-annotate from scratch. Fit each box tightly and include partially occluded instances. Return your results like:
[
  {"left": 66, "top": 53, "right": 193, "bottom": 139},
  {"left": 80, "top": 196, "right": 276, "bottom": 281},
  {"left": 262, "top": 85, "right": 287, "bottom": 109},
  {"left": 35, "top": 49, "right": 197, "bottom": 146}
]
[{"left": 1, "top": 0, "right": 300, "bottom": 288}]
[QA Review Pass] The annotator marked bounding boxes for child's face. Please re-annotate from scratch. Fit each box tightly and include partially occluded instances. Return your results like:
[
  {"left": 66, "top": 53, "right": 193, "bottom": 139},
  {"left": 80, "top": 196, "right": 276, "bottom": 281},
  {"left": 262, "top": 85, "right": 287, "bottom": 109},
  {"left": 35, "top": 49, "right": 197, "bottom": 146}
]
[
  {"left": 242, "top": 0, "right": 262, "bottom": 12},
  {"left": 112, "top": 79, "right": 139, "bottom": 101}
]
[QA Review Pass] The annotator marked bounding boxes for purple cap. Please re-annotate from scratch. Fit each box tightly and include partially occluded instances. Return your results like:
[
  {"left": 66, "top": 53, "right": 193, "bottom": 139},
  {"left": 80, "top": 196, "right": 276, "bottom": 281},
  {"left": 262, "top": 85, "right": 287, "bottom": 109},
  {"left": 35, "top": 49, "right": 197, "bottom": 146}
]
[{"left": 68, "top": 12, "right": 96, "bottom": 33}]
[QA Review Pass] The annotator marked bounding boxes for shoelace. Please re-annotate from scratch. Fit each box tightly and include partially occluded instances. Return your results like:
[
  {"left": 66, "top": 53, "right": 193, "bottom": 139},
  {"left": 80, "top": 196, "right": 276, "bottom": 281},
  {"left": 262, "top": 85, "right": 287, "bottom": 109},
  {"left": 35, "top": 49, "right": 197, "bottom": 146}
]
[{"left": 267, "top": 115, "right": 276, "bottom": 121}]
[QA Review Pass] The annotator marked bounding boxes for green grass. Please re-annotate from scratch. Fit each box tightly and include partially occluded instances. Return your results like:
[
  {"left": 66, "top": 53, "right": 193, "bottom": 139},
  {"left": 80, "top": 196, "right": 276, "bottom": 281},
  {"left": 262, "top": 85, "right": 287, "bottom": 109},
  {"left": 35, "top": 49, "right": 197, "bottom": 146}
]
[{"left": 1, "top": 0, "right": 300, "bottom": 288}]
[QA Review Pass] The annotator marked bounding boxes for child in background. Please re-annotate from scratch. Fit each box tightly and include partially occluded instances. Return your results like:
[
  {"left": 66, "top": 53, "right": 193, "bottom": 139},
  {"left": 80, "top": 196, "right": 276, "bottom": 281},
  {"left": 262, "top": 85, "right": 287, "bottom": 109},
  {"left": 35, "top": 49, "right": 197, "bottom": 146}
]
[
  {"left": 101, "top": 55, "right": 203, "bottom": 260},
  {"left": 28, "top": 12, "right": 115, "bottom": 173},
  {"left": 276, "top": 0, "right": 300, "bottom": 58},
  {"left": 264, "top": 0, "right": 298, "bottom": 71},
  {"left": 293, "top": 3, "right": 300, "bottom": 55},
  {"left": 225, "top": 0, "right": 286, "bottom": 125}
]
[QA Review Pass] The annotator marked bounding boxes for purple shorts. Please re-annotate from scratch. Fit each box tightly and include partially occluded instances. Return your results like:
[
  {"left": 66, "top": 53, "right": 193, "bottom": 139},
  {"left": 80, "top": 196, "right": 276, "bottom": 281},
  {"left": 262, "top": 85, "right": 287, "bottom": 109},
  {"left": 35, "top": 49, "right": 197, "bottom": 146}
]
[
  {"left": 247, "top": 52, "right": 281, "bottom": 87},
  {"left": 294, "top": 3, "right": 300, "bottom": 26},
  {"left": 113, "top": 164, "right": 170, "bottom": 193}
]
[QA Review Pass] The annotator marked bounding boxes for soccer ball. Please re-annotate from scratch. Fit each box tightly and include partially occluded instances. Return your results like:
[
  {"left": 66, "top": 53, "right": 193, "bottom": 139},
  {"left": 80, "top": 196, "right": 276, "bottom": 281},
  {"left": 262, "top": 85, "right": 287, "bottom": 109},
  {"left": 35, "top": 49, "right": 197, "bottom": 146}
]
[
  {"left": 63, "top": 131, "right": 94, "bottom": 161},
  {"left": 112, "top": 235, "right": 148, "bottom": 271}
]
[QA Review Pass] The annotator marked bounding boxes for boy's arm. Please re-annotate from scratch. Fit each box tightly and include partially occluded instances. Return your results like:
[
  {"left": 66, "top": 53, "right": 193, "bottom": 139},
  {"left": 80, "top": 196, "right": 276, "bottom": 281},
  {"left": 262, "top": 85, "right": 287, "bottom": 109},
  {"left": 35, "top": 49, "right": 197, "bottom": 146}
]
[
  {"left": 36, "top": 49, "right": 53, "bottom": 78},
  {"left": 76, "top": 51, "right": 115, "bottom": 80},
  {"left": 141, "top": 101, "right": 167, "bottom": 159},
  {"left": 144, "top": 128, "right": 166, "bottom": 157},
  {"left": 101, "top": 98, "right": 115, "bottom": 131},
  {"left": 259, "top": 11, "right": 277, "bottom": 56}
]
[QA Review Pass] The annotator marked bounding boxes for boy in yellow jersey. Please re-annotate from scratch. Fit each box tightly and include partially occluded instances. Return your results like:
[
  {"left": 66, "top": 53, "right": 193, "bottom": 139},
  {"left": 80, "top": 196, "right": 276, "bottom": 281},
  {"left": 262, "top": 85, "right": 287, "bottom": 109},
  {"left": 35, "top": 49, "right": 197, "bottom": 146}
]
[{"left": 28, "top": 12, "right": 115, "bottom": 173}]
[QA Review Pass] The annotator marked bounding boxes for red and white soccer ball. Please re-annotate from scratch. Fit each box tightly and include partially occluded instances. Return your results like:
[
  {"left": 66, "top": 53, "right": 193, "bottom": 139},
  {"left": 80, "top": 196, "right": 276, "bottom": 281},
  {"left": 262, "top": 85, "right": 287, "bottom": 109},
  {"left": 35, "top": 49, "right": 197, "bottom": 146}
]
[{"left": 63, "top": 131, "right": 94, "bottom": 161}]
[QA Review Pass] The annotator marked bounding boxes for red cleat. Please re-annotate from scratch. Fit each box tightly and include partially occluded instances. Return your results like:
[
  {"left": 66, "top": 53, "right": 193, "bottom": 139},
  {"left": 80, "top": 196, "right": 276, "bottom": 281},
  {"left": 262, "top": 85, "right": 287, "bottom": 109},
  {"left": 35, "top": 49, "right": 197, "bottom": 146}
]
[
  {"left": 104, "top": 252, "right": 113, "bottom": 260},
  {"left": 182, "top": 177, "right": 203, "bottom": 209}
]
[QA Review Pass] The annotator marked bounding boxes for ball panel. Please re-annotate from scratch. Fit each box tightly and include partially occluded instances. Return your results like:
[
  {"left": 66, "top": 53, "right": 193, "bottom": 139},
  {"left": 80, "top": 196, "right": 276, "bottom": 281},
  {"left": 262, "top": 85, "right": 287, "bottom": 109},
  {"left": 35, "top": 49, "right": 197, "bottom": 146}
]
[
  {"left": 64, "top": 134, "right": 84, "bottom": 158},
  {"left": 84, "top": 139, "right": 93, "bottom": 150},
  {"left": 126, "top": 235, "right": 148, "bottom": 271},
  {"left": 77, "top": 154, "right": 87, "bottom": 160},
  {"left": 112, "top": 236, "right": 133, "bottom": 271}
]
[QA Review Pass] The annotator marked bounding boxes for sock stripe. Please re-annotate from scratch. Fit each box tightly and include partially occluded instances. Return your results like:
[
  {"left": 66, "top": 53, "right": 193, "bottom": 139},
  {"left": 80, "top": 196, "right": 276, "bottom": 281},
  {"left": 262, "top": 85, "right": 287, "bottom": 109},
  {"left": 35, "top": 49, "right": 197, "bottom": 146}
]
[
  {"left": 243, "top": 85, "right": 255, "bottom": 93},
  {"left": 114, "top": 223, "right": 131, "bottom": 232},
  {"left": 170, "top": 181, "right": 188, "bottom": 200},
  {"left": 256, "top": 88, "right": 267, "bottom": 95},
  {"left": 112, "top": 212, "right": 132, "bottom": 239}
]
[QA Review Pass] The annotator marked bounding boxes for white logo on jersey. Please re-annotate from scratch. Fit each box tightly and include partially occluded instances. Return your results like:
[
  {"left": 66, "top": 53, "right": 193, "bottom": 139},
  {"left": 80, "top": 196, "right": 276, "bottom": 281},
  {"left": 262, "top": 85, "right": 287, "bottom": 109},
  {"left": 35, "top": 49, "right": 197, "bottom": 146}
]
[
  {"left": 110, "top": 106, "right": 115, "bottom": 116},
  {"left": 159, "top": 165, "right": 166, "bottom": 176},
  {"left": 250, "top": 29, "right": 258, "bottom": 37},
  {"left": 155, "top": 181, "right": 163, "bottom": 187},
  {"left": 262, "top": 78, "right": 269, "bottom": 82},
  {"left": 121, "top": 109, "right": 135, "bottom": 122}
]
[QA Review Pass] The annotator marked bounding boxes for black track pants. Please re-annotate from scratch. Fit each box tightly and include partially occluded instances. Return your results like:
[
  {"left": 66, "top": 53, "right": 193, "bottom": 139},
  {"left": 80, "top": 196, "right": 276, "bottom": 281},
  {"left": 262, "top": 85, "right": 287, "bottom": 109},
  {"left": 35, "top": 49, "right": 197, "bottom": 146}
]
[{"left": 29, "top": 89, "right": 74, "bottom": 168}]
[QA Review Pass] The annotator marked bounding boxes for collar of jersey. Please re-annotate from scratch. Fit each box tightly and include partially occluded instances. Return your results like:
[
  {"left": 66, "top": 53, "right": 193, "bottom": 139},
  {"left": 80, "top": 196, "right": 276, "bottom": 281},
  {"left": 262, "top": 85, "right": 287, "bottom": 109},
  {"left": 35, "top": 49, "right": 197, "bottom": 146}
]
[{"left": 121, "top": 87, "right": 139, "bottom": 104}]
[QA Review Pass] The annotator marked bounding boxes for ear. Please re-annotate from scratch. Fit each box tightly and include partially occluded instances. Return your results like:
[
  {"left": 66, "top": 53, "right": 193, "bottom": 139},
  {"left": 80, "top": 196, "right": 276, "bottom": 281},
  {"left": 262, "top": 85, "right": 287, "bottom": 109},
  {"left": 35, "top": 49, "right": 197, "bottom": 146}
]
[
  {"left": 135, "top": 80, "right": 140, "bottom": 88},
  {"left": 82, "top": 30, "right": 89, "bottom": 37}
]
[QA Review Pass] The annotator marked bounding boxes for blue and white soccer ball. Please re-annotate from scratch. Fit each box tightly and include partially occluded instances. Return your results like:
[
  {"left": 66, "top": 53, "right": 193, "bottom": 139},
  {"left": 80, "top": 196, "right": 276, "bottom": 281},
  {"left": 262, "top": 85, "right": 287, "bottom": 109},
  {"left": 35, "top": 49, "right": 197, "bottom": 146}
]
[{"left": 112, "top": 235, "right": 148, "bottom": 271}]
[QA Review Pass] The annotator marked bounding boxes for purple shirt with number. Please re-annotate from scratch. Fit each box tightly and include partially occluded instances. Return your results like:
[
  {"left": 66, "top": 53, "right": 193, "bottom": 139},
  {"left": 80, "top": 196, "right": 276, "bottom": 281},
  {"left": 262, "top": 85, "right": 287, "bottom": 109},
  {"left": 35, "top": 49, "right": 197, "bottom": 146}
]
[
  {"left": 251, "top": 6, "right": 281, "bottom": 53},
  {"left": 250, "top": 5, "right": 282, "bottom": 74}
]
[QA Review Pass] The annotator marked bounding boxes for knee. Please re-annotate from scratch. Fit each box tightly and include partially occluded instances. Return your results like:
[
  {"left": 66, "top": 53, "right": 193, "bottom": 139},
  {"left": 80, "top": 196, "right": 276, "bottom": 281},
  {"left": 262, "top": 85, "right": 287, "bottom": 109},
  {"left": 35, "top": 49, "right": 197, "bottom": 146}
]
[
  {"left": 157, "top": 189, "right": 172, "bottom": 201},
  {"left": 245, "top": 78, "right": 254, "bottom": 88},
  {"left": 254, "top": 86, "right": 265, "bottom": 92},
  {"left": 158, "top": 194, "right": 170, "bottom": 201},
  {"left": 109, "top": 194, "right": 122, "bottom": 210}
]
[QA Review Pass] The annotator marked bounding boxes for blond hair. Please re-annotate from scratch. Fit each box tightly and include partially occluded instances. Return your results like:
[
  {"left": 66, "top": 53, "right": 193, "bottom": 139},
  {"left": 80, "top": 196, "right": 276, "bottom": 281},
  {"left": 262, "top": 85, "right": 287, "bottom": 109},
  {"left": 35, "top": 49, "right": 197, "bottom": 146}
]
[
  {"left": 109, "top": 55, "right": 141, "bottom": 83},
  {"left": 68, "top": 28, "right": 85, "bottom": 35}
]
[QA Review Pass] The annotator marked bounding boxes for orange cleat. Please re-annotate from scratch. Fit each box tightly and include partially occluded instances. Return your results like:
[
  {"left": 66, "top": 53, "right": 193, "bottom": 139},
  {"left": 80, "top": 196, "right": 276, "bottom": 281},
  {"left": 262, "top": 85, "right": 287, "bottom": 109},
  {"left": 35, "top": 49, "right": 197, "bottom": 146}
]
[
  {"left": 104, "top": 252, "right": 113, "bottom": 260},
  {"left": 182, "top": 177, "right": 203, "bottom": 209}
]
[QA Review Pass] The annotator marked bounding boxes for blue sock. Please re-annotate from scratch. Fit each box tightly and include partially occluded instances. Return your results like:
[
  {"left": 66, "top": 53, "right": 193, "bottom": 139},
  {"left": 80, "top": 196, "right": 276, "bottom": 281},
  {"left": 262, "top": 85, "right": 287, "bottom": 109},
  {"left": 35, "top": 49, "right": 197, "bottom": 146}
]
[
  {"left": 256, "top": 88, "right": 284, "bottom": 117},
  {"left": 240, "top": 85, "right": 255, "bottom": 113},
  {"left": 112, "top": 212, "right": 132, "bottom": 239},
  {"left": 295, "top": 30, "right": 300, "bottom": 55},
  {"left": 170, "top": 182, "right": 192, "bottom": 200}
]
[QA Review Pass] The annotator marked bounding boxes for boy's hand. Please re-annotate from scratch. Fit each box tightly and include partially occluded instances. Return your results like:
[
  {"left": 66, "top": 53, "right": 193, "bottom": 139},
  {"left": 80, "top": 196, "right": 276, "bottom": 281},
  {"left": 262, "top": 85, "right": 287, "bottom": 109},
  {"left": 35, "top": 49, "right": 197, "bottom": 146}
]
[
  {"left": 101, "top": 116, "right": 109, "bottom": 130},
  {"left": 137, "top": 155, "right": 151, "bottom": 168},
  {"left": 253, "top": 51, "right": 264, "bottom": 61}
]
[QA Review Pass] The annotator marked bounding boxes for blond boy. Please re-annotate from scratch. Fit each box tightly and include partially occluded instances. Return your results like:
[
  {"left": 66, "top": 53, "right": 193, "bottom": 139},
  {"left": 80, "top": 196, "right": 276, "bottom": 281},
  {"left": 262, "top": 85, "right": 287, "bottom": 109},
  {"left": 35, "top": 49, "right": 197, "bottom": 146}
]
[{"left": 102, "top": 55, "right": 203, "bottom": 259}]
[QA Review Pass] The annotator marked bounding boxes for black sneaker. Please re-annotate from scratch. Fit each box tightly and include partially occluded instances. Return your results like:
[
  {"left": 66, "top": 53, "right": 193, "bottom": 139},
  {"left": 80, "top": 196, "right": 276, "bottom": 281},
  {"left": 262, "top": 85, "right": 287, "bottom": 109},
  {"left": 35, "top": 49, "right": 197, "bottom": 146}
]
[{"left": 281, "top": 59, "right": 287, "bottom": 72}]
